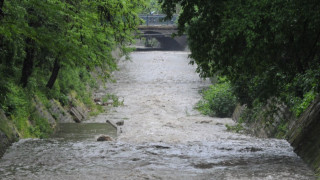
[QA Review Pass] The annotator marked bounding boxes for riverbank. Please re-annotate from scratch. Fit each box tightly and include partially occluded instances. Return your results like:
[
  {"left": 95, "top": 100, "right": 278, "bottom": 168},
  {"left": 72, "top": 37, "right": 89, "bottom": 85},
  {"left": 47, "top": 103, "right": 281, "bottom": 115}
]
[
  {"left": 0, "top": 48, "right": 123, "bottom": 158},
  {"left": 87, "top": 51, "right": 315, "bottom": 178},
  {"left": 0, "top": 51, "right": 315, "bottom": 179},
  {"left": 0, "top": 110, "right": 18, "bottom": 157},
  {"left": 0, "top": 90, "right": 93, "bottom": 158},
  {"left": 232, "top": 96, "right": 320, "bottom": 177}
]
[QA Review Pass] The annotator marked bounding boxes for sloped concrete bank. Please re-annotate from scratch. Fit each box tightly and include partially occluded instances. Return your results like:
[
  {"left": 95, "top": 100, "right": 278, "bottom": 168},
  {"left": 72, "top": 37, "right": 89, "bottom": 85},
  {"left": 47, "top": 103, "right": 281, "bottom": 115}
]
[
  {"left": 0, "top": 49, "right": 122, "bottom": 158},
  {"left": 233, "top": 96, "right": 320, "bottom": 176},
  {"left": 0, "top": 109, "right": 18, "bottom": 158},
  {"left": 288, "top": 96, "right": 320, "bottom": 176},
  {"left": 0, "top": 96, "right": 88, "bottom": 158}
]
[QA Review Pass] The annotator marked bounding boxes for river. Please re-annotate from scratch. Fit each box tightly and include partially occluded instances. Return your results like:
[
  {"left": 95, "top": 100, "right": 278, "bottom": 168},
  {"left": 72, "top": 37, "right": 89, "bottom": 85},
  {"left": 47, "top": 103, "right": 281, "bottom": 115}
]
[{"left": 0, "top": 51, "right": 315, "bottom": 179}]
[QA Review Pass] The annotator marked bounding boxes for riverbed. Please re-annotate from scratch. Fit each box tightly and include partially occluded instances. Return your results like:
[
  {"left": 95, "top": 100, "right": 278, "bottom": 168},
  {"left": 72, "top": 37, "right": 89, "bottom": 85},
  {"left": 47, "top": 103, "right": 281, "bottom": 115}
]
[{"left": 0, "top": 51, "right": 315, "bottom": 179}]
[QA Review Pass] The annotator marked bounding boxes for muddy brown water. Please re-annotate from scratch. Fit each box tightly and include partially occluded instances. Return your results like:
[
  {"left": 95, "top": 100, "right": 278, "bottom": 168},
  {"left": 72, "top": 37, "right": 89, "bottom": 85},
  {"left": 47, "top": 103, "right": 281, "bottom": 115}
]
[{"left": 0, "top": 51, "right": 316, "bottom": 179}]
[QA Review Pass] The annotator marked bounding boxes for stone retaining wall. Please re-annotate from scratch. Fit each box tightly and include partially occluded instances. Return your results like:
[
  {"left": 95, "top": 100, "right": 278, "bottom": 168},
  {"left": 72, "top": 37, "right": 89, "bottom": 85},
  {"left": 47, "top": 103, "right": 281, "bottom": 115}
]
[
  {"left": 0, "top": 48, "right": 122, "bottom": 158},
  {"left": 0, "top": 109, "right": 18, "bottom": 157},
  {"left": 287, "top": 96, "right": 320, "bottom": 175},
  {"left": 232, "top": 96, "right": 320, "bottom": 175}
]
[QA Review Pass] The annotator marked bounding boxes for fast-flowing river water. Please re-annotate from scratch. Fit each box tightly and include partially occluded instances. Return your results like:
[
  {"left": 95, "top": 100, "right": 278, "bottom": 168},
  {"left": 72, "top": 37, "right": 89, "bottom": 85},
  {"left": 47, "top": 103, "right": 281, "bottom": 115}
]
[{"left": 0, "top": 51, "right": 316, "bottom": 179}]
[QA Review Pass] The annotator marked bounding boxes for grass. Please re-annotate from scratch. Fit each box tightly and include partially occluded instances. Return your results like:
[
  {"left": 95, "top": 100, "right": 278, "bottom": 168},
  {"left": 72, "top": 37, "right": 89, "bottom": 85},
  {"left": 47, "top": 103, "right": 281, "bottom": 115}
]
[
  {"left": 102, "top": 93, "right": 124, "bottom": 107},
  {"left": 226, "top": 123, "right": 244, "bottom": 133}
]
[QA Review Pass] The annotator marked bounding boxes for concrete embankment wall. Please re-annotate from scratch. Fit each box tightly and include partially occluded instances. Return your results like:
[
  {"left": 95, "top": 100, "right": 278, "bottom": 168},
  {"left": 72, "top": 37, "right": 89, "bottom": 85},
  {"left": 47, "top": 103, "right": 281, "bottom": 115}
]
[
  {"left": 287, "top": 96, "right": 320, "bottom": 176},
  {"left": 0, "top": 48, "right": 122, "bottom": 158},
  {"left": 233, "top": 96, "right": 320, "bottom": 176},
  {"left": 0, "top": 109, "right": 18, "bottom": 157},
  {"left": 0, "top": 97, "right": 87, "bottom": 158}
]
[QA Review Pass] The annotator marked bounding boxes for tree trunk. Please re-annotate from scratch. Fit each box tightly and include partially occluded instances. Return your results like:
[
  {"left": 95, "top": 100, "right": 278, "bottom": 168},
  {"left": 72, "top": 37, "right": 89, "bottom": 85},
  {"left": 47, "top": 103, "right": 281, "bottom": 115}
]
[
  {"left": 46, "top": 58, "right": 60, "bottom": 89},
  {"left": 20, "top": 38, "right": 35, "bottom": 88},
  {"left": 0, "top": 0, "right": 4, "bottom": 20}
]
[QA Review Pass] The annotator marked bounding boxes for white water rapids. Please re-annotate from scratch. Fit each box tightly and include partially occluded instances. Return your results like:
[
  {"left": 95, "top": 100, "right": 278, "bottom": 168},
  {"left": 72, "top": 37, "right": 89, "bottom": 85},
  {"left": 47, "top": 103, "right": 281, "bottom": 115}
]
[{"left": 0, "top": 51, "right": 315, "bottom": 179}]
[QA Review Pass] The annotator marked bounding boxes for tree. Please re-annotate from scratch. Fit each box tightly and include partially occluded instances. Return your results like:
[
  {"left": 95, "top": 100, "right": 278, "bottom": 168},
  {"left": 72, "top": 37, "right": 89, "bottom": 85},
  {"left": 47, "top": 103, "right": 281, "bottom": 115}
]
[
  {"left": 141, "top": 0, "right": 163, "bottom": 14},
  {"left": 1, "top": 0, "right": 146, "bottom": 89},
  {"left": 160, "top": 0, "right": 320, "bottom": 106},
  {"left": 0, "top": 0, "right": 146, "bottom": 113},
  {"left": 0, "top": 0, "right": 4, "bottom": 19}
]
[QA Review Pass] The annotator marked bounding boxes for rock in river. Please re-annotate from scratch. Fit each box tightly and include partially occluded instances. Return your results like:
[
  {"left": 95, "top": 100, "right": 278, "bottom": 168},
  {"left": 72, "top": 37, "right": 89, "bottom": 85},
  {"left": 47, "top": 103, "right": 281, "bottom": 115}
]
[{"left": 97, "top": 135, "right": 113, "bottom": 142}]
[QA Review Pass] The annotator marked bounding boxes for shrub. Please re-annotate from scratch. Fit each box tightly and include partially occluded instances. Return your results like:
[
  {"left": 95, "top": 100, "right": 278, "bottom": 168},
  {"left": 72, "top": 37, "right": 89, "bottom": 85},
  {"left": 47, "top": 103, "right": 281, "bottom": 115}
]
[
  {"left": 291, "top": 90, "right": 317, "bottom": 117},
  {"left": 197, "top": 82, "right": 237, "bottom": 117},
  {"left": 29, "top": 111, "right": 53, "bottom": 139},
  {"left": 102, "top": 93, "right": 124, "bottom": 107}
]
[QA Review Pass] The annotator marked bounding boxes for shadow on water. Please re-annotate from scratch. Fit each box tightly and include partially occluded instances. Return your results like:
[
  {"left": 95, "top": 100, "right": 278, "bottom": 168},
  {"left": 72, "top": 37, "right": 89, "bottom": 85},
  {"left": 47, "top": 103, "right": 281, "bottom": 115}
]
[{"left": 135, "top": 33, "right": 188, "bottom": 51}]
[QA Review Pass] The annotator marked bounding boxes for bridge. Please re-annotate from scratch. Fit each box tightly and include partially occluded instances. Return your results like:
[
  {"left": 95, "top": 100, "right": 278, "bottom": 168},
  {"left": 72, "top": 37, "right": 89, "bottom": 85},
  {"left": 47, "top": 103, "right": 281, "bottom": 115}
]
[{"left": 136, "top": 14, "right": 187, "bottom": 51}]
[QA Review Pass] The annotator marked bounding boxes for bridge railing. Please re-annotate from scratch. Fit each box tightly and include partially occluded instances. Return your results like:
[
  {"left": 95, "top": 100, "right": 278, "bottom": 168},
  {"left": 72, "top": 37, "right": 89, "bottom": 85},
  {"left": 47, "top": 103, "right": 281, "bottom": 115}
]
[{"left": 139, "top": 14, "right": 178, "bottom": 26}]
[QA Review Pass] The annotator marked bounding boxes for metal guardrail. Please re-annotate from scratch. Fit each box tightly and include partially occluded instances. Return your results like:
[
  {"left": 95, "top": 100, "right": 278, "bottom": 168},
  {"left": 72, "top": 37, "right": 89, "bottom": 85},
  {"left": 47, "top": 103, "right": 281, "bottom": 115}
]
[{"left": 139, "top": 14, "right": 178, "bottom": 26}]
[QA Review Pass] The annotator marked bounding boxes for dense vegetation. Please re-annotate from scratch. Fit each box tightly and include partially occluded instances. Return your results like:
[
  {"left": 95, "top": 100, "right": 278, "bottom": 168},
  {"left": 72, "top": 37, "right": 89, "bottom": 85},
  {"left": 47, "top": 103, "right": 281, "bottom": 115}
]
[
  {"left": 0, "top": 0, "right": 146, "bottom": 138},
  {"left": 142, "top": 0, "right": 163, "bottom": 14},
  {"left": 196, "top": 77, "right": 236, "bottom": 118},
  {"left": 161, "top": 0, "right": 320, "bottom": 118}
]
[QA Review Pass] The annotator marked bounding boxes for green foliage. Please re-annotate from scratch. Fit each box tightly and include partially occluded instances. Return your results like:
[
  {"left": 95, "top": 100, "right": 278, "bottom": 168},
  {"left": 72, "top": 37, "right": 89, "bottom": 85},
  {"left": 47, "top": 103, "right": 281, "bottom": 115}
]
[
  {"left": 238, "top": 98, "right": 292, "bottom": 139},
  {"left": 291, "top": 90, "right": 317, "bottom": 117},
  {"left": 142, "top": 0, "right": 163, "bottom": 14},
  {"left": 0, "top": 114, "right": 16, "bottom": 141},
  {"left": 160, "top": 0, "right": 320, "bottom": 108},
  {"left": 0, "top": 83, "right": 52, "bottom": 138},
  {"left": 0, "top": 0, "right": 147, "bottom": 139},
  {"left": 226, "top": 123, "right": 244, "bottom": 133},
  {"left": 35, "top": 91, "right": 51, "bottom": 109},
  {"left": 1, "top": 0, "right": 146, "bottom": 92},
  {"left": 4, "top": 82, "right": 30, "bottom": 117},
  {"left": 196, "top": 81, "right": 237, "bottom": 118},
  {"left": 28, "top": 110, "right": 53, "bottom": 139},
  {"left": 103, "top": 94, "right": 124, "bottom": 107},
  {"left": 89, "top": 105, "right": 104, "bottom": 117},
  {"left": 275, "top": 122, "right": 288, "bottom": 139},
  {"left": 239, "top": 102, "right": 263, "bottom": 124}
]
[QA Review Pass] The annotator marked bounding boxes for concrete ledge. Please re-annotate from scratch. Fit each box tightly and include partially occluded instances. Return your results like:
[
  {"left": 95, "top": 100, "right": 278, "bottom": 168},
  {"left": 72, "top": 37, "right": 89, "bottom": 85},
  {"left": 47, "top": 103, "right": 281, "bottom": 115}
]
[{"left": 106, "top": 119, "right": 124, "bottom": 136}]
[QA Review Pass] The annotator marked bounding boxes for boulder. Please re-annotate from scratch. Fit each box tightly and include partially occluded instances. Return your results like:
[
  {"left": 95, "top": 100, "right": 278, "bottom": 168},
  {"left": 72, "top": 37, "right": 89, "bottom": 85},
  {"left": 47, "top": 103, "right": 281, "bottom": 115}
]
[
  {"left": 94, "top": 98, "right": 102, "bottom": 105},
  {"left": 97, "top": 135, "right": 113, "bottom": 141},
  {"left": 103, "top": 100, "right": 113, "bottom": 106},
  {"left": 116, "top": 120, "right": 124, "bottom": 126}
]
